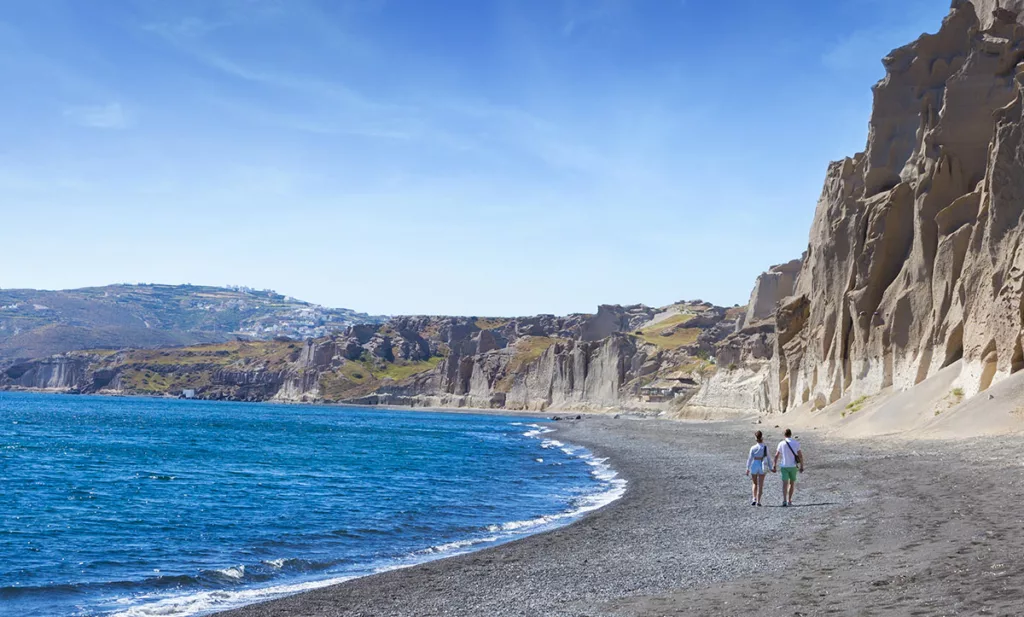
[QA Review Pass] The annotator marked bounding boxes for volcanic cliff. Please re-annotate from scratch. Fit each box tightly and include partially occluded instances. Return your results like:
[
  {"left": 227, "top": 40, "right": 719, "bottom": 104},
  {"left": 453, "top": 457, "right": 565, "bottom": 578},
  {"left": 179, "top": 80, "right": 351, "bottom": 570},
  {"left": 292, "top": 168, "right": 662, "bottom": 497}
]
[{"left": 693, "top": 0, "right": 1024, "bottom": 419}]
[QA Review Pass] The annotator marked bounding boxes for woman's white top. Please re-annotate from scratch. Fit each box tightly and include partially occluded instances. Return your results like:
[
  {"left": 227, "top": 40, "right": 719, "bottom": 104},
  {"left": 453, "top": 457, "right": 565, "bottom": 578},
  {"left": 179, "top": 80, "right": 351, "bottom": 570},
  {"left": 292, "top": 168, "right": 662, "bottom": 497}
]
[{"left": 747, "top": 443, "right": 771, "bottom": 471}]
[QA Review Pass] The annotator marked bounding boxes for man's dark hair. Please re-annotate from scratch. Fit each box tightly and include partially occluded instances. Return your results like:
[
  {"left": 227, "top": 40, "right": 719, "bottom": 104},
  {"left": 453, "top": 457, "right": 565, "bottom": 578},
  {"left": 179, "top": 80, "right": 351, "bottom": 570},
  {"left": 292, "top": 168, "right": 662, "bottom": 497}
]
[{"left": 784, "top": 428, "right": 792, "bottom": 438}]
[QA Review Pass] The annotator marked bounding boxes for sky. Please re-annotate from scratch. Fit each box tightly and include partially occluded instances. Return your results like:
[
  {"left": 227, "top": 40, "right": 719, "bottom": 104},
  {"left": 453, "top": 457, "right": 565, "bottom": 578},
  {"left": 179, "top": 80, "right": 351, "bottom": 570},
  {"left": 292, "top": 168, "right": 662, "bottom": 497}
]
[{"left": 0, "top": 0, "right": 951, "bottom": 316}]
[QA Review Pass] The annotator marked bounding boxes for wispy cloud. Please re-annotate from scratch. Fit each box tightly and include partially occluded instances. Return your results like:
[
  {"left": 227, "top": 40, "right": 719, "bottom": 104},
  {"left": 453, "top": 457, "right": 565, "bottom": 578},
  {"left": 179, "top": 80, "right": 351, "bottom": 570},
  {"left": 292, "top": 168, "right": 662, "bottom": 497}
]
[
  {"left": 561, "top": 0, "right": 628, "bottom": 37},
  {"left": 62, "top": 102, "right": 132, "bottom": 129},
  {"left": 143, "top": 16, "right": 225, "bottom": 40}
]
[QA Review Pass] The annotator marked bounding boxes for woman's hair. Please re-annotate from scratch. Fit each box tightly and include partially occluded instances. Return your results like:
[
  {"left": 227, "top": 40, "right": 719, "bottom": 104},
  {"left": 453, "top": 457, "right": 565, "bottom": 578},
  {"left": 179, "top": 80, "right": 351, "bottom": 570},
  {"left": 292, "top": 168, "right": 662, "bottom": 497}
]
[{"left": 754, "top": 430, "right": 763, "bottom": 443}]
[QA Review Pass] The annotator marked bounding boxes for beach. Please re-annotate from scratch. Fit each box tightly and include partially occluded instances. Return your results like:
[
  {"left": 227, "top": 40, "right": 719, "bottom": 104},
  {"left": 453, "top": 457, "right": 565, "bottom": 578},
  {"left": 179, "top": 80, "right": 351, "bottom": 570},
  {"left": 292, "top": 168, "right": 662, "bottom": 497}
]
[{"left": 213, "top": 415, "right": 1024, "bottom": 616}]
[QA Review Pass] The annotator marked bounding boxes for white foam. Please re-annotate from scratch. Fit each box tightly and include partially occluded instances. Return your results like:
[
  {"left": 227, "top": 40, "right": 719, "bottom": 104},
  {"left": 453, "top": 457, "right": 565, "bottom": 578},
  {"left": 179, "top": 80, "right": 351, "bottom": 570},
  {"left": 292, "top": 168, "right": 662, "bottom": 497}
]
[
  {"left": 483, "top": 447, "right": 627, "bottom": 536},
  {"left": 214, "top": 566, "right": 245, "bottom": 580},
  {"left": 108, "top": 574, "right": 356, "bottom": 617},
  {"left": 540, "top": 439, "right": 564, "bottom": 449},
  {"left": 417, "top": 535, "right": 500, "bottom": 555},
  {"left": 521, "top": 423, "right": 556, "bottom": 438}
]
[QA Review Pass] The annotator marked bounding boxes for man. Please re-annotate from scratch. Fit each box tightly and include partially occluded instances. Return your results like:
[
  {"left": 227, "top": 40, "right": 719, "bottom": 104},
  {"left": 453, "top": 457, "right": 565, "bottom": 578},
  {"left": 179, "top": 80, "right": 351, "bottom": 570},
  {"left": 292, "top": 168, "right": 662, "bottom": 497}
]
[{"left": 773, "top": 428, "right": 804, "bottom": 506}]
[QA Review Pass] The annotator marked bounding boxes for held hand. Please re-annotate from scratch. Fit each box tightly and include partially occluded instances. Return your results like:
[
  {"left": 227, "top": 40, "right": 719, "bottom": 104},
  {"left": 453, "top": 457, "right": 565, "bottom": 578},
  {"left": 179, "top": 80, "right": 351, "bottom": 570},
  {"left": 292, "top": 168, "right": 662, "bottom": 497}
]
[{"left": 745, "top": 469, "right": 750, "bottom": 477}]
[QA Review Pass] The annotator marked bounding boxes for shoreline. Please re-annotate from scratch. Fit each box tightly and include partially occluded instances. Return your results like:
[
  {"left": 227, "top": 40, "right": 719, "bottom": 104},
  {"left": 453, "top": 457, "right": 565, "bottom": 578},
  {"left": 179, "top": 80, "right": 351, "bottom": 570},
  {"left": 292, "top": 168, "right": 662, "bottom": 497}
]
[
  {"left": 0, "top": 387, "right": 617, "bottom": 419},
  {"left": 212, "top": 416, "right": 1024, "bottom": 617},
  {"left": 211, "top": 417, "right": 820, "bottom": 617}
]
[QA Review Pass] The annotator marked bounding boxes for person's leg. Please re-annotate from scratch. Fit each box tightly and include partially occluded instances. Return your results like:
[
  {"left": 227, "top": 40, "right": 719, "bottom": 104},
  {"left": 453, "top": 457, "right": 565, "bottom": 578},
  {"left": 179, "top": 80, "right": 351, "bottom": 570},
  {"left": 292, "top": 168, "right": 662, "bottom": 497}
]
[
  {"left": 756, "top": 474, "right": 765, "bottom": 504},
  {"left": 787, "top": 474, "right": 797, "bottom": 504},
  {"left": 781, "top": 478, "right": 789, "bottom": 504},
  {"left": 751, "top": 474, "right": 758, "bottom": 503}
]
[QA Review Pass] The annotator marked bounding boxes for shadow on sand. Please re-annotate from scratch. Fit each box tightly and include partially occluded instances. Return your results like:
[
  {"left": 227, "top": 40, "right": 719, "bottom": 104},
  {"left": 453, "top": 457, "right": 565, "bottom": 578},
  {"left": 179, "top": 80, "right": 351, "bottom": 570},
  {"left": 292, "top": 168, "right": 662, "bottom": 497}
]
[{"left": 761, "top": 502, "right": 838, "bottom": 508}]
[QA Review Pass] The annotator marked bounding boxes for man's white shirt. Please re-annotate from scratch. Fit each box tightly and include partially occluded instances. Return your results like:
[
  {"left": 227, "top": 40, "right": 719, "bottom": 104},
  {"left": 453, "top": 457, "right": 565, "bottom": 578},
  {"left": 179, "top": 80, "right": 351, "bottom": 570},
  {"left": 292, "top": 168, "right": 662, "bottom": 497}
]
[{"left": 776, "top": 438, "right": 801, "bottom": 467}]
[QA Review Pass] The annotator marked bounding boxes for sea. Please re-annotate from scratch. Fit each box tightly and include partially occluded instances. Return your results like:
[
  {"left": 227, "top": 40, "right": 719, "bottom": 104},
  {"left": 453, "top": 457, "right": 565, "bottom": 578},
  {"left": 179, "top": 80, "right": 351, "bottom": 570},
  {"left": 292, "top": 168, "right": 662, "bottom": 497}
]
[{"left": 0, "top": 392, "right": 625, "bottom": 617}]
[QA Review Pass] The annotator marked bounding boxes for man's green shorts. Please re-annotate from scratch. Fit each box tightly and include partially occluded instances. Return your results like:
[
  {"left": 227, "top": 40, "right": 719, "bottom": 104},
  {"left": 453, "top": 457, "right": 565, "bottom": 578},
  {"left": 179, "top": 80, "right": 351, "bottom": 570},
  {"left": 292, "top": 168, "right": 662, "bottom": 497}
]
[{"left": 780, "top": 466, "right": 799, "bottom": 482}]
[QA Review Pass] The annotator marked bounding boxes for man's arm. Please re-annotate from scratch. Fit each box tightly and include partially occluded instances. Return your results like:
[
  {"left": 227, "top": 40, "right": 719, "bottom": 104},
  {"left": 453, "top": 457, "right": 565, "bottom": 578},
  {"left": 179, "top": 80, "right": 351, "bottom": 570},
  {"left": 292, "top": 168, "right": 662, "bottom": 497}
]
[
  {"left": 797, "top": 449, "right": 804, "bottom": 472},
  {"left": 773, "top": 448, "right": 781, "bottom": 468}
]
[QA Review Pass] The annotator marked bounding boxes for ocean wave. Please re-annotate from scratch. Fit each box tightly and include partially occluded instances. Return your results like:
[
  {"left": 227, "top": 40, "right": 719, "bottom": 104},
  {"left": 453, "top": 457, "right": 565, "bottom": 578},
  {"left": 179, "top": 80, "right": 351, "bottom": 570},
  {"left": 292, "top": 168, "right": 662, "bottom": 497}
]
[
  {"left": 212, "top": 566, "right": 245, "bottom": 581},
  {"left": 485, "top": 448, "right": 627, "bottom": 535},
  {"left": 415, "top": 535, "right": 500, "bottom": 555},
  {"left": 107, "top": 574, "right": 358, "bottom": 617},
  {"left": 521, "top": 423, "right": 556, "bottom": 438}
]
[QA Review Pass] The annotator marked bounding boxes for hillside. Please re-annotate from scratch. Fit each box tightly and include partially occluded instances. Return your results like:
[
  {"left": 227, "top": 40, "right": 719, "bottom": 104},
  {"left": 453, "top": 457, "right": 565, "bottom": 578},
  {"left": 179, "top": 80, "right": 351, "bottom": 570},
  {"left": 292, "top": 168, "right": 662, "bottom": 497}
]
[
  {"left": 0, "top": 284, "right": 383, "bottom": 360},
  {"left": 1, "top": 301, "right": 738, "bottom": 411}
]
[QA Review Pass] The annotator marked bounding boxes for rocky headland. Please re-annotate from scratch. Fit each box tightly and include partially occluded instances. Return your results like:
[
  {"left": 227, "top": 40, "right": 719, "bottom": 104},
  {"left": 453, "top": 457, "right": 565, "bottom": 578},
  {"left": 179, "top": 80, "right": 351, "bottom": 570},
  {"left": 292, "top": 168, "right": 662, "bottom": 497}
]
[{"left": 0, "top": 301, "right": 740, "bottom": 412}]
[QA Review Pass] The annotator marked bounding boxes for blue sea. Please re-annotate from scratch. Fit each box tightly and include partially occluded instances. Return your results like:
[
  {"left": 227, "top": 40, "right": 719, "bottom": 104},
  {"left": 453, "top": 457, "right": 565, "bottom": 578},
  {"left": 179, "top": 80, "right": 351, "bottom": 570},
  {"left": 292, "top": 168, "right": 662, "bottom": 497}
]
[{"left": 0, "top": 392, "right": 624, "bottom": 617}]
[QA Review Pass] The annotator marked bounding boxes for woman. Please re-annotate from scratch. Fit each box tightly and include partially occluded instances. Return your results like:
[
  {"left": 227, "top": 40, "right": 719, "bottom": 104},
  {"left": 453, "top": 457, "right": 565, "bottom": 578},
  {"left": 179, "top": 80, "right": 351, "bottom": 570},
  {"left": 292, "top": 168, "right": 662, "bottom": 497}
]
[{"left": 745, "top": 430, "right": 774, "bottom": 506}]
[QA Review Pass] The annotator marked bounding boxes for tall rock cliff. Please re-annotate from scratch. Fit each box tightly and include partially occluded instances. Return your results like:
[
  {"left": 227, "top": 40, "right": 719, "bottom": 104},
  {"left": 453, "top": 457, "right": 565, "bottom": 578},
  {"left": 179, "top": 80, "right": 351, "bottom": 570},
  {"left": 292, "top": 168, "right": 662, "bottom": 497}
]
[
  {"left": 354, "top": 302, "right": 735, "bottom": 411},
  {"left": 696, "top": 0, "right": 1024, "bottom": 416}
]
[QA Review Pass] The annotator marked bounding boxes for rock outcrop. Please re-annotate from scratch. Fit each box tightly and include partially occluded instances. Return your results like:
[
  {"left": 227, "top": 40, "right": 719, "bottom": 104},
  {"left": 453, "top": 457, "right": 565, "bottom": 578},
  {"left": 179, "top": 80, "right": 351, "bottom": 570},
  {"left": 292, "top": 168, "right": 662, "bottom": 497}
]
[
  {"left": 737, "top": 259, "right": 802, "bottom": 330},
  {"left": 695, "top": 1, "right": 1024, "bottom": 416},
  {"left": 3, "top": 355, "right": 97, "bottom": 390}
]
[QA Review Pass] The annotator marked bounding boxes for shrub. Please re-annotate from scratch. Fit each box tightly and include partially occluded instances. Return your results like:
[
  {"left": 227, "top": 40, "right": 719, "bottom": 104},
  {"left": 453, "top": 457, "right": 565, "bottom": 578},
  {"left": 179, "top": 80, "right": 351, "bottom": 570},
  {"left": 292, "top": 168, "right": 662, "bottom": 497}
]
[{"left": 845, "top": 395, "right": 869, "bottom": 413}]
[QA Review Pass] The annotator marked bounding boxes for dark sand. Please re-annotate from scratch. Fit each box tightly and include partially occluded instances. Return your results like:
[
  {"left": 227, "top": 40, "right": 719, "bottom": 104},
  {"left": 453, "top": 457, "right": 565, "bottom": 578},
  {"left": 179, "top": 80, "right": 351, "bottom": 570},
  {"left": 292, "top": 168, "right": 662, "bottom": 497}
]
[{"left": 217, "top": 417, "right": 1024, "bottom": 617}]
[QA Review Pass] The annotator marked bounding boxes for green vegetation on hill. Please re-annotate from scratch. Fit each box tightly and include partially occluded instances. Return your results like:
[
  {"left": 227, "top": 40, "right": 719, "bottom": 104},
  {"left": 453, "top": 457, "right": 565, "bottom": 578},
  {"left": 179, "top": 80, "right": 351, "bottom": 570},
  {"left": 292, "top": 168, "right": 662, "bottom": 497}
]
[
  {"left": 474, "top": 317, "right": 511, "bottom": 330},
  {"left": 319, "top": 356, "right": 443, "bottom": 401},
  {"left": 99, "top": 340, "right": 305, "bottom": 396},
  {"left": 32, "top": 338, "right": 444, "bottom": 401},
  {"left": 630, "top": 313, "right": 701, "bottom": 350},
  {"left": 494, "top": 336, "right": 560, "bottom": 393}
]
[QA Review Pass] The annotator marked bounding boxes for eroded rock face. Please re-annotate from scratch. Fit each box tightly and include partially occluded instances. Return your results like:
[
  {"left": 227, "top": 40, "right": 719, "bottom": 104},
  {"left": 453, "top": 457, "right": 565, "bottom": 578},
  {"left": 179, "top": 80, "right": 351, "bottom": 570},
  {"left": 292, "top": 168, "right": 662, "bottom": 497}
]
[
  {"left": 740, "top": 259, "right": 803, "bottom": 329},
  {"left": 2, "top": 355, "right": 94, "bottom": 390},
  {"left": 969, "top": 0, "right": 1024, "bottom": 29},
  {"left": 700, "top": 1, "right": 1024, "bottom": 414},
  {"left": 786, "top": 0, "right": 1024, "bottom": 408},
  {"left": 688, "top": 322, "right": 776, "bottom": 415}
]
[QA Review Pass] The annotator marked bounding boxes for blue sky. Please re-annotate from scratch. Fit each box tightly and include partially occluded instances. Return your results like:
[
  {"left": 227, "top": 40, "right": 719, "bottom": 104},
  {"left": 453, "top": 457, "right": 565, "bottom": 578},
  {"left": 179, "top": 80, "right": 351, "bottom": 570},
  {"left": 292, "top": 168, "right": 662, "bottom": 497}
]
[{"left": 0, "top": 0, "right": 949, "bottom": 316}]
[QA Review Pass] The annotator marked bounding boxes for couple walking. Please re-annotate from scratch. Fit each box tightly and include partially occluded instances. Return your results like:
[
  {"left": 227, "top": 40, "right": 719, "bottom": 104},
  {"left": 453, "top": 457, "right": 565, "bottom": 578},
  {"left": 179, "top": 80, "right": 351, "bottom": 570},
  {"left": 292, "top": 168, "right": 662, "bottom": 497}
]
[{"left": 745, "top": 429, "right": 804, "bottom": 507}]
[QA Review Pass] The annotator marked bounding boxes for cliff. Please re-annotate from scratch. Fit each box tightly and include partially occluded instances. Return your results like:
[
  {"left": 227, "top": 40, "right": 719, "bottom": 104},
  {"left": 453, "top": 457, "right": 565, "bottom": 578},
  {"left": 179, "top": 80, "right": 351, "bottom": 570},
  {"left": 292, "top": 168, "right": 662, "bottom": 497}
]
[
  {"left": 693, "top": 1, "right": 1024, "bottom": 420},
  {"left": 2, "top": 301, "right": 737, "bottom": 412}
]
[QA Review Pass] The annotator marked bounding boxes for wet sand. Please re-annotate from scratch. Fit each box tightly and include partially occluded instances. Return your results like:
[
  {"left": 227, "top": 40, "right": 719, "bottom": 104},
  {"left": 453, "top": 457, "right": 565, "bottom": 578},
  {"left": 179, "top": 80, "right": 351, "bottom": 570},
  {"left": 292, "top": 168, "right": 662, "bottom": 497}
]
[{"left": 216, "top": 417, "right": 1024, "bottom": 617}]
